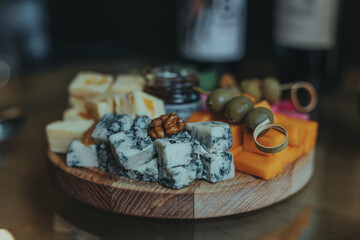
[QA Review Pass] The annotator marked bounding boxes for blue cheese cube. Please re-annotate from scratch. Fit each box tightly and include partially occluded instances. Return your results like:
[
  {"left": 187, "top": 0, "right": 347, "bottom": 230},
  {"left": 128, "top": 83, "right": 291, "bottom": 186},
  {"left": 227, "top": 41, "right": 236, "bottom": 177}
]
[
  {"left": 200, "top": 148, "right": 235, "bottom": 183},
  {"left": 124, "top": 158, "right": 158, "bottom": 182},
  {"left": 158, "top": 163, "right": 198, "bottom": 189},
  {"left": 92, "top": 114, "right": 134, "bottom": 143},
  {"left": 96, "top": 143, "right": 124, "bottom": 175},
  {"left": 132, "top": 115, "right": 152, "bottom": 130},
  {"left": 109, "top": 128, "right": 156, "bottom": 169},
  {"left": 168, "top": 131, "right": 192, "bottom": 140},
  {"left": 66, "top": 140, "right": 99, "bottom": 167},
  {"left": 154, "top": 137, "right": 200, "bottom": 168},
  {"left": 185, "top": 121, "right": 232, "bottom": 153}
]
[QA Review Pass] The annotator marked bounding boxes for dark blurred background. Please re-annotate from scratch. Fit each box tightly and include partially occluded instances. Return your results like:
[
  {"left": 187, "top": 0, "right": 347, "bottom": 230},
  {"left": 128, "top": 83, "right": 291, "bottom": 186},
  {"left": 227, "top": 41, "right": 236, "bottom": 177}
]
[{"left": 0, "top": 0, "right": 359, "bottom": 79}]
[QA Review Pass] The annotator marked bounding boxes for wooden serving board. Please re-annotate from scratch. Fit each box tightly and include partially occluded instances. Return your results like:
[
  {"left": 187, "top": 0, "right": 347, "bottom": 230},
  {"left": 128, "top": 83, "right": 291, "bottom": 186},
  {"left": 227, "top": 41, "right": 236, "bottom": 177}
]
[{"left": 48, "top": 151, "right": 314, "bottom": 219}]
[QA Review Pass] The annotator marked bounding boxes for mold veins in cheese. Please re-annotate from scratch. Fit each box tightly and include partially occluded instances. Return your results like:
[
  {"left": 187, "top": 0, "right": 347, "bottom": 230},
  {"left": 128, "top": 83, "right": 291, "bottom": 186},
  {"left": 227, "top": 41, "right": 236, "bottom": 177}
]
[
  {"left": 112, "top": 74, "right": 145, "bottom": 93},
  {"left": 96, "top": 142, "right": 124, "bottom": 175},
  {"left": 92, "top": 114, "right": 134, "bottom": 143},
  {"left": 133, "top": 115, "right": 151, "bottom": 129},
  {"left": 69, "top": 71, "right": 114, "bottom": 99},
  {"left": 200, "top": 148, "right": 235, "bottom": 183},
  {"left": 158, "top": 164, "right": 198, "bottom": 190},
  {"left": 114, "top": 90, "right": 165, "bottom": 118},
  {"left": 46, "top": 119, "right": 94, "bottom": 153},
  {"left": 155, "top": 135, "right": 203, "bottom": 189},
  {"left": 186, "top": 121, "right": 233, "bottom": 154},
  {"left": 155, "top": 137, "right": 200, "bottom": 168},
  {"left": 109, "top": 127, "right": 156, "bottom": 170},
  {"left": 124, "top": 158, "right": 158, "bottom": 182},
  {"left": 66, "top": 140, "right": 99, "bottom": 167}
]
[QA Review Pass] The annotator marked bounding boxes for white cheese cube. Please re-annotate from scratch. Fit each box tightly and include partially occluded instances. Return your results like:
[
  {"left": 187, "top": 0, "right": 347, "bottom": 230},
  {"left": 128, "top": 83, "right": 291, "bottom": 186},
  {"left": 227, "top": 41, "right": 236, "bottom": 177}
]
[
  {"left": 92, "top": 114, "right": 134, "bottom": 143},
  {"left": 46, "top": 120, "right": 94, "bottom": 153},
  {"left": 69, "top": 71, "right": 114, "bottom": 98},
  {"left": 69, "top": 95, "right": 86, "bottom": 110},
  {"left": 200, "top": 148, "right": 235, "bottom": 183},
  {"left": 124, "top": 158, "right": 158, "bottom": 182},
  {"left": 112, "top": 73, "right": 145, "bottom": 93},
  {"left": 158, "top": 163, "right": 197, "bottom": 189},
  {"left": 115, "top": 90, "right": 165, "bottom": 118},
  {"left": 96, "top": 143, "right": 124, "bottom": 175},
  {"left": 85, "top": 92, "right": 116, "bottom": 120},
  {"left": 155, "top": 137, "right": 200, "bottom": 168},
  {"left": 186, "top": 121, "right": 233, "bottom": 153},
  {"left": 66, "top": 140, "right": 99, "bottom": 167},
  {"left": 113, "top": 93, "right": 128, "bottom": 115},
  {"left": 63, "top": 108, "right": 92, "bottom": 121},
  {"left": 86, "top": 99, "right": 113, "bottom": 120},
  {"left": 109, "top": 128, "right": 156, "bottom": 169}
]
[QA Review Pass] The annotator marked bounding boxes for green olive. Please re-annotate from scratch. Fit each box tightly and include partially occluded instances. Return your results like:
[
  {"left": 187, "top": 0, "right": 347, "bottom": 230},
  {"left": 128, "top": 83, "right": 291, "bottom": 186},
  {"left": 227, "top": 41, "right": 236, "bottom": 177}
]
[
  {"left": 224, "top": 96, "right": 254, "bottom": 124},
  {"left": 206, "top": 88, "right": 236, "bottom": 114},
  {"left": 244, "top": 107, "right": 274, "bottom": 133},
  {"left": 240, "top": 79, "right": 262, "bottom": 102},
  {"left": 263, "top": 77, "right": 281, "bottom": 104},
  {"left": 224, "top": 85, "right": 241, "bottom": 96}
]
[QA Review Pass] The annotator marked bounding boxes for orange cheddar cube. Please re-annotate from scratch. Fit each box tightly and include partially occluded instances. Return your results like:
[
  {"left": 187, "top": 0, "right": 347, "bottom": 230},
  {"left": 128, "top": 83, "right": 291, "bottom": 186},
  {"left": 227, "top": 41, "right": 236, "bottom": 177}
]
[
  {"left": 230, "top": 145, "right": 243, "bottom": 156},
  {"left": 275, "top": 113, "right": 318, "bottom": 153},
  {"left": 234, "top": 151, "right": 284, "bottom": 180},
  {"left": 229, "top": 124, "right": 243, "bottom": 151},
  {"left": 233, "top": 146, "right": 304, "bottom": 180},
  {"left": 187, "top": 111, "right": 215, "bottom": 123},
  {"left": 243, "top": 129, "right": 285, "bottom": 156}
]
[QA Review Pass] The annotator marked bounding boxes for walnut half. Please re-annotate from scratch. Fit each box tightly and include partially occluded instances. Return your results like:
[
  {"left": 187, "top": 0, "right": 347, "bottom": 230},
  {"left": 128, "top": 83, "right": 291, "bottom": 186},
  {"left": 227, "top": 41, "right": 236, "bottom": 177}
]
[{"left": 147, "top": 113, "right": 185, "bottom": 139}]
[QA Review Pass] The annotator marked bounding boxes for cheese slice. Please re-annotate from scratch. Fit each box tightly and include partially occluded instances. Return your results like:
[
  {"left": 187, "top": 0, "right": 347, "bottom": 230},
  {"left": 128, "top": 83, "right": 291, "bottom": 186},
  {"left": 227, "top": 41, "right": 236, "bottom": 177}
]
[
  {"left": 63, "top": 108, "right": 92, "bottom": 121},
  {"left": 112, "top": 73, "right": 145, "bottom": 93},
  {"left": 46, "top": 120, "right": 94, "bottom": 153},
  {"left": 114, "top": 90, "right": 165, "bottom": 118},
  {"left": 69, "top": 71, "right": 114, "bottom": 98}
]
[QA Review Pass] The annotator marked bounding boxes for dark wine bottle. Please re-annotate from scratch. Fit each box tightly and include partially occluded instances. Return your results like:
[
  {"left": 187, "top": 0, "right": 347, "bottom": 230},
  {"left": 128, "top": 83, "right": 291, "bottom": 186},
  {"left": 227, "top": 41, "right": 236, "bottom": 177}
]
[
  {"left": 177, "top": 0, "right": 247, "bottom": 89},
  {"left": 274, "top": 0, "right": 343, "bottom": 91}
]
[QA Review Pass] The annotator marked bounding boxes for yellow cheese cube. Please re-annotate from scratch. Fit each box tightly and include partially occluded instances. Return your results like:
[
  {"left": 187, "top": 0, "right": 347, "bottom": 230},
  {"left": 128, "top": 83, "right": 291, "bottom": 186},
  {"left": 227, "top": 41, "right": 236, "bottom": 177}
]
[
  {"left": 46, "top": 120, "right": 94, "bottom": 153},
  {"left": 112, "top": 74, "right": 145, "bottom": 93},
  {"left": 63, "top": 108, "right": 92, "bottom": 121},
  {"left": 69, "top": 95, "right": 87, "bottom": 110},
  {"left": 85, "top": 92, "right": 117, "bottom": 120},
  {"left": 114, "top": 90, "right": 165, "bottom": 118},
  {"left": 113, "top": 93, "right": 127, "bottom": 114},
  {"left": 69, "top": 71, "right": 114, "bottom": 98}
]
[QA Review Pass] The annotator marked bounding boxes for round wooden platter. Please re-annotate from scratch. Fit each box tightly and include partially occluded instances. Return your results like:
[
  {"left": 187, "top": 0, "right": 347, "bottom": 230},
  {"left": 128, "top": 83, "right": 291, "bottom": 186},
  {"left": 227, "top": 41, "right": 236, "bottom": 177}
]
[{"left": 48, "top": 150, "right": 314, "bottom": 219}]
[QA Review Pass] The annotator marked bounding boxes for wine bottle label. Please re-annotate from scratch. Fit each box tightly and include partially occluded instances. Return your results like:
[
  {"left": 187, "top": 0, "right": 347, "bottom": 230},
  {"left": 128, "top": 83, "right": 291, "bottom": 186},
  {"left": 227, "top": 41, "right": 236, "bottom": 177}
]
[
  {"left": 274, "top": 0, "right": 339, "bottom": 49},
  {"left": 179, "top": 0, "right": 247, "bottom": 62},
  {"left": 165, "top": 101, "right": 202, "bottom": 121}
]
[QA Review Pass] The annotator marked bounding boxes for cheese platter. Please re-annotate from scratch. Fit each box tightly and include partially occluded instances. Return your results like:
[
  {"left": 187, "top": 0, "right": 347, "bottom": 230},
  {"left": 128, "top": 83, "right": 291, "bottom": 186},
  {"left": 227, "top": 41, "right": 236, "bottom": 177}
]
[{"left": 46, "top": 68, "right": 318, "bottom": 219}]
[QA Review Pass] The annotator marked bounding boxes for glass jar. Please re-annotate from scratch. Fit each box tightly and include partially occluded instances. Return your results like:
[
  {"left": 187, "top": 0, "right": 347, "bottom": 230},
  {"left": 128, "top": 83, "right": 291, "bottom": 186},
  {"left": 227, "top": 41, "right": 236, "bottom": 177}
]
[{"left": 145, "top": 65, "right": 201, "bottom": 121}]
